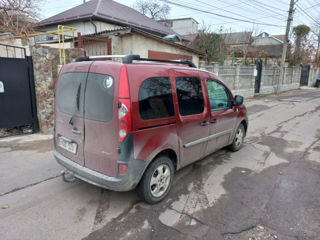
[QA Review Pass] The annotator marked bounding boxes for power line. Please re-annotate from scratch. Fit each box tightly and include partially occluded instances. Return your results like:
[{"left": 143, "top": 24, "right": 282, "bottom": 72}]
[
  {"left": 238, "top": 0, "right": 286, "bottom": 20},
  {"left": 269, "top": 0, "right": 288, "bottom": 7},
  {"left": 175, "top": 0, "right": 284, "bottom": 20},
  {"left": 207, "top": 13, "right": 288, "bottom": 27},
  {"left": 160, "top": 0, "right": 286, "bottom": 27},
  {"left": 209, "top": 0, "right": 285, "bottom": 19},
  {"left": 305, "top": 0, "right": 318, "bottom": 10},
  {"left": 297, "top": 1, "right": 318, "bottom": 20},
  {"left": 278, "top": 0, "right": 295, "bottom": 93},
  {"left": 248, "top": 0, "right": 288, "bottom": 13},
  {"left": 187, "top": 0, "right": 286, "bottom": 23},
  {"left": 192, "top": 0, "right": 256, "bottom": 21},
  {"left": 295, "top": 3, "right": 320, "bottom": 25},
  {"left": 172, "top": 11, "right": 286, "bottom": 30}
]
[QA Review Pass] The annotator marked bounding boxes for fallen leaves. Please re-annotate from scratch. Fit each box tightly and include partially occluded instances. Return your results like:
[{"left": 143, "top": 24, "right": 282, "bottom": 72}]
[{"left": 1, "top": 204, "right": 9, "bottom": 209}]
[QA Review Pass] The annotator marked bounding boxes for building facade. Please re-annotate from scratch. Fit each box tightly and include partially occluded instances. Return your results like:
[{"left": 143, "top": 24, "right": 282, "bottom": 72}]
[{"left": 158, "top": 18, "right": 198, "bottom": 35}]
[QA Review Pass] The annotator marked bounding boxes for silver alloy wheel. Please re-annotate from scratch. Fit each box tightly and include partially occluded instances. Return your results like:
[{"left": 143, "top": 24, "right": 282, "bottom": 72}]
[
  {"left": 235, "top": 127, "right": 244, "bottom": 147},
  {"left": 150, "top": 164, "right": 171, "bottom": 198}
]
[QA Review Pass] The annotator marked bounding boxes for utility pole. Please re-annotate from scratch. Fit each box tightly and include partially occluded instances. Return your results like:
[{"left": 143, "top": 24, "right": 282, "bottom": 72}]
[
  {"left": 316, "top": 30, "right": 320, "bottom": 67},
  {"left": 277, "top": 0, "right": 295, "bottom": 93}
]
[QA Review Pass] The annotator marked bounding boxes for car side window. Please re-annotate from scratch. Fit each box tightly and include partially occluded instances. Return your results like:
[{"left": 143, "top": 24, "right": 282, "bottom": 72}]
[
  {"left": 175, "top": 77, "right": 204, "bottom": 116},
  {"left": 139, "top": 77, "right": 175, "bottom": 120},
  {"left": 206, "top": 79, "right": 231, "bottom": 111}
]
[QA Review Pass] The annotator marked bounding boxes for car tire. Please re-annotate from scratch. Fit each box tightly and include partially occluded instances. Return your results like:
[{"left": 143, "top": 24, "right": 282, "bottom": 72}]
[
  {"left": 228, "top": 123, "right": 245, "bottom": 152},
  {"left": 137, "top": 156, "right": 174, "bottom": 204}
]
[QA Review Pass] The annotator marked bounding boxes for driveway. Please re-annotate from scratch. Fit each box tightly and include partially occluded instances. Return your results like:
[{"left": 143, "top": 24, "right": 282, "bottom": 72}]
[{"left": 0, "top": 88, "right": 319, "bottom": 240}]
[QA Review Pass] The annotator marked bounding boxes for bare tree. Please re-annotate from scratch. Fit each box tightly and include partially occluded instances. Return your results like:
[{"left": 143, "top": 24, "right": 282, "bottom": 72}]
[
  {"left": 192, "top": 25, "right": 227, "bottom": 64},
  {"left": 311, "top": 22, "right": 320, "bottom": 67},
  {"left": 0, "top": 0, "right": 40, "bottom": 36},
  {"left": 133, "top": 0, "right": 170, "bottom": 20}
]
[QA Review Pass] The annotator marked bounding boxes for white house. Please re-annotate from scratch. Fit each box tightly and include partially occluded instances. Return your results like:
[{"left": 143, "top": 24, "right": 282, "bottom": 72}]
[{"left": 158, "top": 18, "right": 199, "bottom": 35}]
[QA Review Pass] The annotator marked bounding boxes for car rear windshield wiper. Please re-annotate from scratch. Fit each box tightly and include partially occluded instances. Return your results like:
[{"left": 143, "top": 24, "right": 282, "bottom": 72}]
[{"left": 69, "top": 83, "right": 82, "bottom": 126}]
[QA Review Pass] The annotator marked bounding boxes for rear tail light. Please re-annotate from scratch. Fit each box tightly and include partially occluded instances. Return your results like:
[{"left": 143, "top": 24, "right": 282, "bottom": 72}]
[{"left": 118, "top": 66, "right": 131, "bottom": 142}]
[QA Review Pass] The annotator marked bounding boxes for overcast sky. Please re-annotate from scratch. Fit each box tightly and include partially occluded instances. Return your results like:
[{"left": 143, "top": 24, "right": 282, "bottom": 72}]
[{"left": 40, "top": 0, "right": 319, "bottom": 36}]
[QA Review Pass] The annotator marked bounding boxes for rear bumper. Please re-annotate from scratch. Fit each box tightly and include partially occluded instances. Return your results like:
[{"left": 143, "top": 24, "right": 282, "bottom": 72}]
[{"left": 53, "top": 150, "right": 147, "bottom": 191}]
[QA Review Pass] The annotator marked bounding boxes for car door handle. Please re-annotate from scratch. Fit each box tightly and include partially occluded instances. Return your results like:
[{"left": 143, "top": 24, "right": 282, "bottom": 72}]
[
  {"left": 201, "top": 121, "right": 209, "bottom": 126},
  {"left": 210, "top": 119, "right": 217, "bottom": 124},
  {"left": 72, "top": 128, "right": 81, "bottom": 135}
]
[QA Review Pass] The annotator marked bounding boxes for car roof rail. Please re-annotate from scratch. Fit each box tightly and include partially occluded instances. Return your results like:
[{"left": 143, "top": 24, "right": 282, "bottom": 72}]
[
  {"left": 75, "top": 54, "right": 197, "bottom": 68},
  {"left": 75, "top": 55, "right": 128, "bottom": 62},
  {"left": 122, "top": 54, "right": 196, "bottom": 68}
]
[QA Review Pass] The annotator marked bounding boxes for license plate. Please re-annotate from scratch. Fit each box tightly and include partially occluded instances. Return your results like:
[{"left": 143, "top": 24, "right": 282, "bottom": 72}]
[{"left": 58, "top": 136, "right": 77, "bottom": 154}]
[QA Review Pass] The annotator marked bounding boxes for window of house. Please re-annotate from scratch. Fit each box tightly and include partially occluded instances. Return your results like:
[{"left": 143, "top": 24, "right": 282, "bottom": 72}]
[
  {"left": 206, "top": 79, "right": 231, "bottom": 111},
  {"left": 139, "top": 77, "right": 175, "bottom": 120},
  {"left": 175, "top": 77, "right": 204, "bottom": 116}
]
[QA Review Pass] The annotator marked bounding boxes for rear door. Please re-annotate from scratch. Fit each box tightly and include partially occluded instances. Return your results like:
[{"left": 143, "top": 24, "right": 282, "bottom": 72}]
[
  {"left": 55, "top": 63, "right": 92, "bottom": 166},
  {"left": 83, "top": 62, "right": 122, "bottom": 177},
  {"left": 170, "top": 69, "right": 210, "bottom": 167},
  {"left": 205, "top": 78, "right": 238, "bottom": 155}
]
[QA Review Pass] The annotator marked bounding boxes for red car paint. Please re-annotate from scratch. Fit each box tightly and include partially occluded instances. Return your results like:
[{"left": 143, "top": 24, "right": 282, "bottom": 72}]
[{"left": 54, "top": 60, "right": 248, "bottom": 192}]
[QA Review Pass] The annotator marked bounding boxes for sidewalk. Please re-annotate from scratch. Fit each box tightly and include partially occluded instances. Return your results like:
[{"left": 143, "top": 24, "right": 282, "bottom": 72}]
[{"left": 0, "top": 134, "right": 61, "bottom": 195}]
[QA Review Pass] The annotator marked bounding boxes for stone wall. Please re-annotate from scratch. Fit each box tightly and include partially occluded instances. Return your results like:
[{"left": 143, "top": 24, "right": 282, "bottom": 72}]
[{"left": 32, "top": 46, "right": 84, "bottom": 133}]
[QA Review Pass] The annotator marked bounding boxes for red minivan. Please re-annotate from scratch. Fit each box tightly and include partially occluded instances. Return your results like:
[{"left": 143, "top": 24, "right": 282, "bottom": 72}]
[{"left": 54, "top": 55, "right": 248, "bottom": 204}]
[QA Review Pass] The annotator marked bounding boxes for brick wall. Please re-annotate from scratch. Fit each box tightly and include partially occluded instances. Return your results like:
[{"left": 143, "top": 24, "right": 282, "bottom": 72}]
[{"left": 148, "top": 50, "right": 192, "bottom": 61}]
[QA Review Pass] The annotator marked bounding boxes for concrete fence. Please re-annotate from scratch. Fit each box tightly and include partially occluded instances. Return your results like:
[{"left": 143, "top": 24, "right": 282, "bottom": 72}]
[
  {"left": 308, "top": 67, "right": 320, "bottom": 87},
  {"left": 200, "top": 61, "right": 320, "bottom": 98},
  {"left": 258, "top": 67, "right": 301, "bottom": 94}
]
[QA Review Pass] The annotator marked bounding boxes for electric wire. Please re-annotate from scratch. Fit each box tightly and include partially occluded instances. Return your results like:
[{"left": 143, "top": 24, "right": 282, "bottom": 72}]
[
  {"left": 248, "top": 0, "right": 288, "bottom": 12},
  {"left": 297, "top": 1, "right": 318, "bottom": 21},
  {"left": 296, "top": 3, "right": 320, "bottom": 25},
  {"left": 160, "top": 0, "right": 286, "bottom": 27},
  {"left": 174, "top": 0, "right": 286, "bottom": 22},
  {"left": 239, "top": 0, "right": 286, "bottom": 18}
]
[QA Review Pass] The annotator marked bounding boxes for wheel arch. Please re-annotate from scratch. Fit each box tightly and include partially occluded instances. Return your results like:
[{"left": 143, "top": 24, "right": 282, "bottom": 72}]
[
  {"left": 136, "top": 148, "right": 178, "bottom": 191},
  {"left": 240, "top": 119, "right": 248, "bottom": 135},
  {"left": 152, "top": 149, "right": 178, "bottom": 171}
]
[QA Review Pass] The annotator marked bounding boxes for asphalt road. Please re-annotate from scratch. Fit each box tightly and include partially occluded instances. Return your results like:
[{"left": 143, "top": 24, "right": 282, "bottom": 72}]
[{"left": 0, "top": 88, "right": 319, "bottom": 240}]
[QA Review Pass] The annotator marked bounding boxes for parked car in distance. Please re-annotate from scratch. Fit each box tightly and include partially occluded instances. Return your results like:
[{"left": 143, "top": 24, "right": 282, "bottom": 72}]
[{"left": 53, "top": 55, "right": 248, "bottom": 204}]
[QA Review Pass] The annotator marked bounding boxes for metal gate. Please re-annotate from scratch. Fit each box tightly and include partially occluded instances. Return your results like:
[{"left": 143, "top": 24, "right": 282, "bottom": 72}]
[
  {"left": 300, "top": 65, "right": 310, "bottom": 86},
  {"left": 254, "top": 60, "right": 263, "bottom": 93},
  {"left": 0, "top": 44, "right": 39, "bottom": 132},
  {"left": 77, "top": 33, "right": 112, "bottom": 56}
]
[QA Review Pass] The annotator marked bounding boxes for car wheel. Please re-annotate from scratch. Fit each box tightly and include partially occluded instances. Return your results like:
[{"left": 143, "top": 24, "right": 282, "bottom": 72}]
[
  {"left": 228, "top": 123, "right": 245, "bottom": 152},
  {"left": 137, "top": 156, "right": 174, "bottom": 204}
]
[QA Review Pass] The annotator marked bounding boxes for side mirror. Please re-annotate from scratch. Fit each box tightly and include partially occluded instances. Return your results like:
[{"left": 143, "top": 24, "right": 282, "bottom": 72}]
[{"left": 233, "top": 95, "right": 243, "bottom": 106}]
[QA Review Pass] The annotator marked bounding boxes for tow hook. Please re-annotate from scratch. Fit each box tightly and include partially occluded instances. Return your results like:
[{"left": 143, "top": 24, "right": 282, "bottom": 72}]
[{"left": 61, "top": 170, "right": 76, "bottom": 183}]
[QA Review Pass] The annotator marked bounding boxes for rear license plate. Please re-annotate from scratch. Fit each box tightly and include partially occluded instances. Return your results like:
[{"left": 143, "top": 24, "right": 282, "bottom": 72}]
[{"left": 58, "top": 136, "right": 77, "bottom": 154}]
